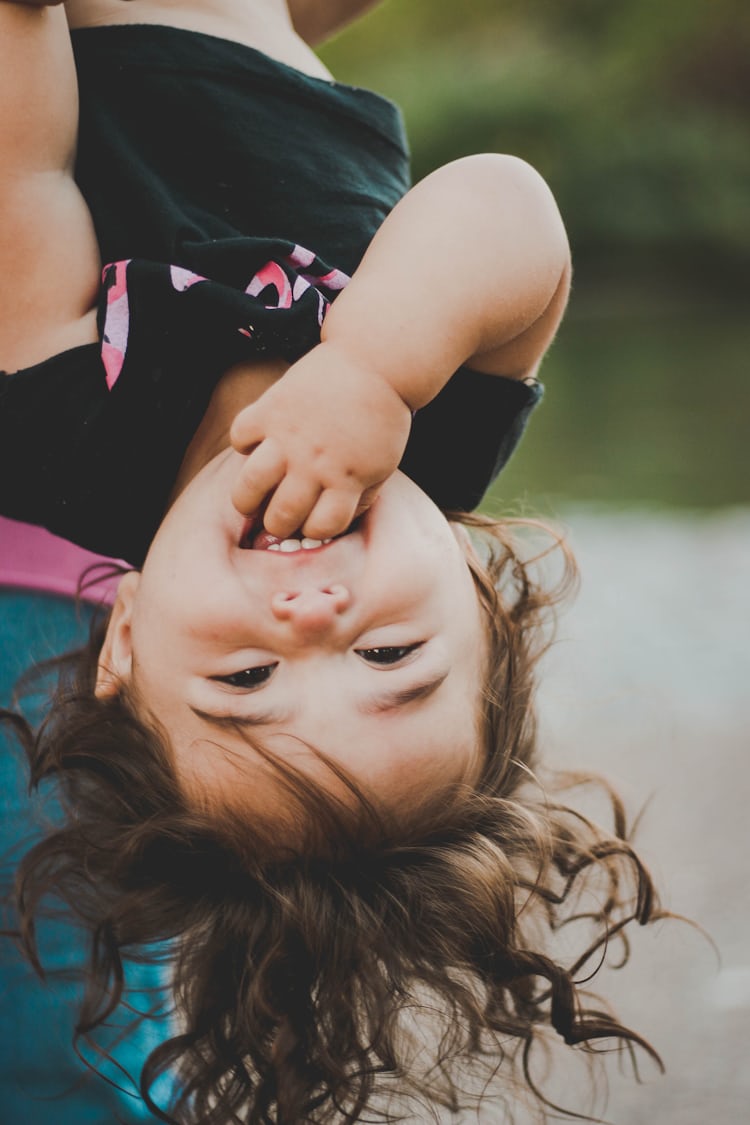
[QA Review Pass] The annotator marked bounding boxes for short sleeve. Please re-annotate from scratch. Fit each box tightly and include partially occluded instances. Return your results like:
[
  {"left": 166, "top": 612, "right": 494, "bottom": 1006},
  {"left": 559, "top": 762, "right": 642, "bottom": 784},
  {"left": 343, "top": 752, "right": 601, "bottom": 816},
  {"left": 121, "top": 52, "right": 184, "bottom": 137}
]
[{"left": 399, "top": 366, "right": 543, "bottom": 511}]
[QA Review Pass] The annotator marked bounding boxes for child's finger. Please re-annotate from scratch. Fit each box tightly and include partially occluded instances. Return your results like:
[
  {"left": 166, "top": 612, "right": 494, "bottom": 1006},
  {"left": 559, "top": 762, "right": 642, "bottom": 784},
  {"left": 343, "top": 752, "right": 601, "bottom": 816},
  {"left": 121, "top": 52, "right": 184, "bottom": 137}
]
[
  {"left": 229, "top": 404, "right": 264, "bottom": 453},
  {"left": 353, "top": 483, "right": 383, "bottom": 517},
  {"left": 302, "top": 489, "right": 360, "bottom": 542},
  {"left": 262, "top": 475, "right": 321, "bottom": 539},
  {"left": 231, "top": 441, "right": 286, "bottom": 516}
]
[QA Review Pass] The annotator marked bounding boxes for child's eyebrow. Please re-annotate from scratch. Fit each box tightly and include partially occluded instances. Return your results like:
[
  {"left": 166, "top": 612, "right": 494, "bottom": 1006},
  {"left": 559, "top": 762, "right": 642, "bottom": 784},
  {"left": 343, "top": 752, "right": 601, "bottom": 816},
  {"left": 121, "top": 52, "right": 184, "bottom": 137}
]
[
  {"left": 189, "top": 704, "right": 291, "bottom": 729},
  {"left": 357, "top": 669, "right": 450, "bottom": 715},
  {"left": 189, "top": 670, "right": 450, "bottom": 729}
]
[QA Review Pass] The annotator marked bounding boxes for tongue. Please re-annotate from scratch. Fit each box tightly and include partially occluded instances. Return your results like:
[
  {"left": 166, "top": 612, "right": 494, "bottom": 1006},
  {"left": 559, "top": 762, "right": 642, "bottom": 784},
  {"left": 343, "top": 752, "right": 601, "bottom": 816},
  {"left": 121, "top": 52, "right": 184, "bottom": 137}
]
[{"left": 252, "top": 530, "right": 285, "bottom": 551}]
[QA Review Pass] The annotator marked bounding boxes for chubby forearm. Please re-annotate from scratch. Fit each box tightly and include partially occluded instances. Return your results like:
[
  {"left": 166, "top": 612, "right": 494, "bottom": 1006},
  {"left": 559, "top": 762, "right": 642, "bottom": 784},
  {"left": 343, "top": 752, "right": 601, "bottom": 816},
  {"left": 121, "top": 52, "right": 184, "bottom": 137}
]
[
  {"left": 321, "top": 154, "right": 571, "bottom": 410},
  {"left": 229, "top": 158, "right": 569, "bottom": 541},
  {"left": 288, "top": 0, "right": 382, "bottom": 45}
]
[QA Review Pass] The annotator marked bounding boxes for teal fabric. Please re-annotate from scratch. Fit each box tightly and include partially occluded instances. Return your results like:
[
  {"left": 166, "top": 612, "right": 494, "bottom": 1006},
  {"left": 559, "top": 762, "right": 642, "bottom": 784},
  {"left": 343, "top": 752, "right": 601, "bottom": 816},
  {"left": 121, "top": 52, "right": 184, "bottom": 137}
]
[{"left": 0, "top": 591, "right": 168, "bottom": 1122}]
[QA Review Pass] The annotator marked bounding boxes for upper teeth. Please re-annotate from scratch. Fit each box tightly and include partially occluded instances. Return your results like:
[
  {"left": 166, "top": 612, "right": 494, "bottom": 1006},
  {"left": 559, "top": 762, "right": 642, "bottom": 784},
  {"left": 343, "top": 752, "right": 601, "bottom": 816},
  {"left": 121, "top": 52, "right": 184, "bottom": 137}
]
[{"left": 267, "top": 537, "right": 331, "bottom": 552}]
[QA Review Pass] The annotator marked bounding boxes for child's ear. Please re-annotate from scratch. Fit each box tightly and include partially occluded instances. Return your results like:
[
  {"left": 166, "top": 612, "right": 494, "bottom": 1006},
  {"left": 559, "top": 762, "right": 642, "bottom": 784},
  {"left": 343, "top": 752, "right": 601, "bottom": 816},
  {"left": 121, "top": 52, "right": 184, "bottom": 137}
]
[
  {"left": 451, "top": 520, "right": 481, "bottom": 564},
  {"left": 95, "top": 570, "right": 140, "bottom": 700}
]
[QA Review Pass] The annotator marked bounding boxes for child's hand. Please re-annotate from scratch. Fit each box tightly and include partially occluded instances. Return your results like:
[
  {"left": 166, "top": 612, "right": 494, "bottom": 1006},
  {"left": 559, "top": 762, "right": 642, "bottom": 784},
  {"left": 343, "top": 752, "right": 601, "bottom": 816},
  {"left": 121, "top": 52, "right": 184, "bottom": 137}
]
[{"left": 230, "top": 343, "right": 412, "bottom": 541}]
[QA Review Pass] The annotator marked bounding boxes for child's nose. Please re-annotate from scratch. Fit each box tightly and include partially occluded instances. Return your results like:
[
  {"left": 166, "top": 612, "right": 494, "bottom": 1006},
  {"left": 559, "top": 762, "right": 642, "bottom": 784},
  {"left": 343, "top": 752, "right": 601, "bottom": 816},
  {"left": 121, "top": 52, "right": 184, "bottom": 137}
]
[{"left": 270, "top": 584, "right": 351, "bottom": 635}]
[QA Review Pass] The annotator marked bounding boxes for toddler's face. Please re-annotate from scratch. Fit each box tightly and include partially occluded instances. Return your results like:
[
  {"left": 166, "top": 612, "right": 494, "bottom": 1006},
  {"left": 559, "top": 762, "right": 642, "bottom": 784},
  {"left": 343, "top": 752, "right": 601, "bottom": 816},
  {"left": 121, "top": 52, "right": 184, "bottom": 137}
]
[{"left": 98, "top": 454, "right": 485, "bottom": 812}]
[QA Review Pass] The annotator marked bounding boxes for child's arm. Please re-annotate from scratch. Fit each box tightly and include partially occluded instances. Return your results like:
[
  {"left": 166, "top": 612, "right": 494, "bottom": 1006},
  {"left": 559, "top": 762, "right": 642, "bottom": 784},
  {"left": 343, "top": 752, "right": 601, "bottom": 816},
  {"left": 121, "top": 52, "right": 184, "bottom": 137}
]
[
  {"left": 287, "top": 1, "right": 383, "bottom": 46},
  {"left": 0, "top": 0, "right": 99, "bottom": 373},
  {"left": 231, "top": 154, "right": 570, "bottom": 541}
]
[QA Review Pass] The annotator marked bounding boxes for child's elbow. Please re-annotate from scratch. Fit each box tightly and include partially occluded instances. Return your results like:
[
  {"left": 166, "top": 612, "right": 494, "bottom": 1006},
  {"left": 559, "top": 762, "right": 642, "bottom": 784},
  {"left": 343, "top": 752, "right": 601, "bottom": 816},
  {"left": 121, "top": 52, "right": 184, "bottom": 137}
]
[{"left": 451, "top": 152, "right": 570, "bottom": 274}]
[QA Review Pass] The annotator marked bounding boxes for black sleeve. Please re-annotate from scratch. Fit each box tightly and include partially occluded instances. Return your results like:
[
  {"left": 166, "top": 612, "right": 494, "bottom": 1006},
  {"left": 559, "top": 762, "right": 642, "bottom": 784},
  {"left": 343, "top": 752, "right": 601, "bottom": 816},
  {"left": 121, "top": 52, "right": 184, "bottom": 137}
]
[{"left": 400, "top": 367, "right": 543, "bottom": 511}]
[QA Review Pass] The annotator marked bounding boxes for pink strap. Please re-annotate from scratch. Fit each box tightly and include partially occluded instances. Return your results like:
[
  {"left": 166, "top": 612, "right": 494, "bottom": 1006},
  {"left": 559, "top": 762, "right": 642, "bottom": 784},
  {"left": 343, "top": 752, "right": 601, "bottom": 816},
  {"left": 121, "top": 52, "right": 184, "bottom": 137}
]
[{"left": 0, "top": 517, "right": 121, "bottom": 605}]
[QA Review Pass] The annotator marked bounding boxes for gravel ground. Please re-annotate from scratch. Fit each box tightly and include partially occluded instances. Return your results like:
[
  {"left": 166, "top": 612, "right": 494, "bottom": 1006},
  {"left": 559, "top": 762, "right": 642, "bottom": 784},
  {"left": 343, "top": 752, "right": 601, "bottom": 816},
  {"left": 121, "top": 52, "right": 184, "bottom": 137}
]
[
  {"left": 530, "top": 506, "right": 750, "bottom": 1125},
  {"left": 406, "top": 506, "right": 749, "bottom": 1125}
]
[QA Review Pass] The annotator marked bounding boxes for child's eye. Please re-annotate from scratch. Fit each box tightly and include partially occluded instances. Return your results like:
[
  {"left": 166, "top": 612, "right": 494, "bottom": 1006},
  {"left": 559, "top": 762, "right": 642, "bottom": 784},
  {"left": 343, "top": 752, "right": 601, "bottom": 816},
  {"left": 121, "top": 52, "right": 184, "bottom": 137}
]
[
  {"left": 213, "top": 664, "right": 278, "bottom": 689},
  {"left": 356, "top": 644, "right": 423, "bottom": 665}
]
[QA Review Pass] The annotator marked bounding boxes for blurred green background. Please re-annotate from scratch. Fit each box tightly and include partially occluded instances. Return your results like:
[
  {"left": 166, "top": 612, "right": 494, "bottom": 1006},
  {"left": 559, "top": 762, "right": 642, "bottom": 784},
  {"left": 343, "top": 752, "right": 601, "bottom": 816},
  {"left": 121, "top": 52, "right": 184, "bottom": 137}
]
[{"left": 321, "top": 0, "right": 750, "bottom": 512}]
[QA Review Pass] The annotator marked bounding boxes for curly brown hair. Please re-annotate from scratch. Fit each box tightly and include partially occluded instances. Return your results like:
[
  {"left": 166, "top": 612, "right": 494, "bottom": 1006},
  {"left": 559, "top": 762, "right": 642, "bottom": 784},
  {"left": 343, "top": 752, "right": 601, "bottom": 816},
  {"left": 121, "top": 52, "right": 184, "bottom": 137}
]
[{"left": 3, "top": 518, "right": 665, "bottom": 1124}]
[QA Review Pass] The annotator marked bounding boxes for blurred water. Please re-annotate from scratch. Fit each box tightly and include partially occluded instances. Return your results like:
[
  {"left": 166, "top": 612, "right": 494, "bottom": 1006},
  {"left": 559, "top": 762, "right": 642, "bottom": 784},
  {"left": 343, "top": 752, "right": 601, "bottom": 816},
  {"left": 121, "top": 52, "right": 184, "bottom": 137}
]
[{"left": 489, "top": 295, "right": 750, "bottom": 513}]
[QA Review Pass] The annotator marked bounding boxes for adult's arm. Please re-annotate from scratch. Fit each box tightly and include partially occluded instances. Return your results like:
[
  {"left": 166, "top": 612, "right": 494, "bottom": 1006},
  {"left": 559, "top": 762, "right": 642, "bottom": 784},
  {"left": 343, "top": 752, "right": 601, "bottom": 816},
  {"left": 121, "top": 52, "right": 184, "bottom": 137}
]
[
  {"left": 287, "top": 0, "right": 382, "bottom": 46},
  {"left": 0, "top": 0, "right": 99, "bottom": 373}
]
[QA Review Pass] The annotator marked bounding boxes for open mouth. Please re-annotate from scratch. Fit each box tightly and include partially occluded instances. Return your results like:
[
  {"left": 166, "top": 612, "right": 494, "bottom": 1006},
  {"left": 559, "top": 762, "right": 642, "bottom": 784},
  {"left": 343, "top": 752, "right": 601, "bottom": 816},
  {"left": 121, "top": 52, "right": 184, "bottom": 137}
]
[
  {"left": 239, "top": 515, "right": 361, "bottom": 553},
  {"left": 249, "top": 530, "right": 333, "bottom": 553}
]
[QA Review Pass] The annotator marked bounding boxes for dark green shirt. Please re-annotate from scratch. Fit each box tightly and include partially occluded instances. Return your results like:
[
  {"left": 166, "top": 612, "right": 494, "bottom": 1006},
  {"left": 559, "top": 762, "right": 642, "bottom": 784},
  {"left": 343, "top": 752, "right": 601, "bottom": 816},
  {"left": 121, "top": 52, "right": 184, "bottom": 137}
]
[{"left": 0, "top": 25, "right": 540, "bottom": 566}]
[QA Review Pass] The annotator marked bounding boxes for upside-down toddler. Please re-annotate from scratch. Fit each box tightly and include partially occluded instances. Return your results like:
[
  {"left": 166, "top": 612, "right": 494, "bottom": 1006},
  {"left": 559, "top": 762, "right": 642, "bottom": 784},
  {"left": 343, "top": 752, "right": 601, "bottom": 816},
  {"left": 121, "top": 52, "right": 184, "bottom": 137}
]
[
  {"left": 1, "top": 0, "right": 568, "bottom": 814},
  {"left": 90, "top": 150, "right": 570, "bottom": 812},
  {"left": 1, "top": 2, "right": 662, "bottom": 1122}
]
